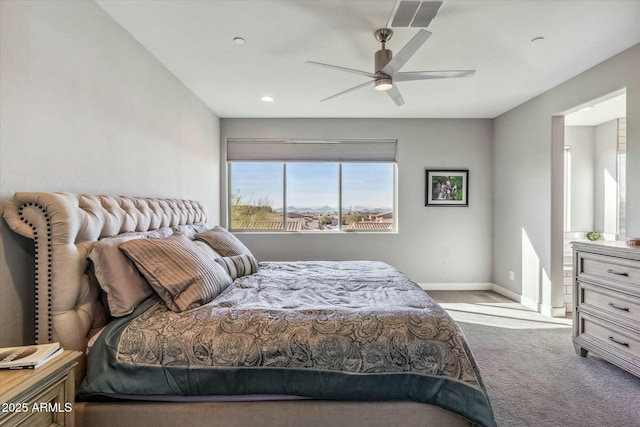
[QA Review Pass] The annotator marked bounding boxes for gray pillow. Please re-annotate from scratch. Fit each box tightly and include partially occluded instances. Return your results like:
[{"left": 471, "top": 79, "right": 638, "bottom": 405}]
[
  {"left": 87, "top": 227, "right": 174, "bottom": 317},
  {"left": 88, "top": 235, "right": 154, "bottom": 317},
  {"left": 195, "top": 226, "right": 253, "bottom": 257}
]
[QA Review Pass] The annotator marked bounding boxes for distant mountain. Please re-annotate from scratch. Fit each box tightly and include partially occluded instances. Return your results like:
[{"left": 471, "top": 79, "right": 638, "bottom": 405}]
[
  {"left": 273, "top": 205, "right": 335, "bottom": 213},
  {"left": 274, "top": 205, "right": 391, "bottom": 213},
  {"left": 345, "top": 206, "right": 392, "bottom": 213}
]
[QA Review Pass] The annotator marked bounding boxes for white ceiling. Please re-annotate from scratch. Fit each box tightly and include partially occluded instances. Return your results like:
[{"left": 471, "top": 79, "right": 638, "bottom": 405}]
[
  {"left": 95, "top": 0, "right": 640, "bottom": 119},
  {"left": 564, "top": 93, "right": 626, "bottom": 126}
]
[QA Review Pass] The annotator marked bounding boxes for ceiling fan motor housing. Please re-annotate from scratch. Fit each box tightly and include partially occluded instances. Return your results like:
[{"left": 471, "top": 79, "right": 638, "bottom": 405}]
[
  {"left": 374, "top": 28, "right": 393, "bottom": 90},
  {"left": 374, "top": 48, "right": 393, "bottom": 90},
  {"left": 375, "top": 48, "right": 393, "bottom": 74}
]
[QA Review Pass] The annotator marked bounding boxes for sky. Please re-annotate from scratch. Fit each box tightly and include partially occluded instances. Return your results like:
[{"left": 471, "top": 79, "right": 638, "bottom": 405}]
[{"left": 230, "top": 162, "right": 394, "bottom": 209}]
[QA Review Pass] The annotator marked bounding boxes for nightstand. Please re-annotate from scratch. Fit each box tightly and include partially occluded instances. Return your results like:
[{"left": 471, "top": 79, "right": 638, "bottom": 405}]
[{"left": 0, "top": 350, "right": 81, "bottom": 427}]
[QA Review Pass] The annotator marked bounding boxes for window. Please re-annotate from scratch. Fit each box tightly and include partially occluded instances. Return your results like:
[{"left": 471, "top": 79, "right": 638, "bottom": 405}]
[
  {"left": 230, "top": 163, "right": 283, "bottom": 230},
  {"left": 618, "top": 152, "right": 626, "bottom": 239},
  {"left": 286, "top": 163, "right": 339, "bottom": 231},
  {"left": 617, "top": 118, "right": 626, "bottom": 239},
  {"left": 342, "top": 163, "right": 394, "bottom": 231},
  {"left": 227, "top": 139, "right": 397, "bottom": 232},
  {"left": 563, "top": 145, "right": 571, "bottom": 231}
]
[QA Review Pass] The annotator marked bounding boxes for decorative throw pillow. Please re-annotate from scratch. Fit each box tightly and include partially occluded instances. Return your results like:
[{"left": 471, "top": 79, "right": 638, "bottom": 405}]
[
  {"left": 88, "top": 234, "right": 155, "bottom": 317},
  {"left": 195, "top": 226, "right": 253, "bottom": 258},
  {"left": 119, "top": 235, "right": 233, "bottom": 312},
  {"left": 215, "top": 254, "right": 259, "bottom": 280},
  {"left": 193, "top": 240, "right": 222, "bottom": 262}
]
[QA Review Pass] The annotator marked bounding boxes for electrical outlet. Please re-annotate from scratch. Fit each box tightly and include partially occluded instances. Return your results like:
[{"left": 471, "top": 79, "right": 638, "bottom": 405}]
[{"left": 509, "top": 271, "right": 515, "bottom": 281}]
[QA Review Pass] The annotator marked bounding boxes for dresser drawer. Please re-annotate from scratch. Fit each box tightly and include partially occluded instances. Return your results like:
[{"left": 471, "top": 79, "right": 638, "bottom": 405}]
[
  {"left": 573, "top": 242, "right": 640, "bottom": 377},
  {"left": 579, "top": 314, "right": 640, "bottom": 361},
  {"left": 578, "top": 253, "right": 640, "bottom": 287},
  {"left": 579, "top": 282, "right": 640, "bottom": 325}
]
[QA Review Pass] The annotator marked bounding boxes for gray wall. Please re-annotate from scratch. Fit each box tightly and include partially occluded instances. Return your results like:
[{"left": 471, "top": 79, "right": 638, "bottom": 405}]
[
  {"left": 565, "top": 126, "right": 594, "bottom": 232},
  {"left": 493, "top": 43, "right": 640, "bottom": 315},
  {"left": 220, "top": 118, "right": 493, "bottom": 285},
  {"left": 593, "top": 119, "right": 620, "bottom": 235},
  {"left": 565, "top": 120, "right": 622, "bottom": 238},
  {"left": 0, "top": 1, "right": 220, "bottom": 347}
]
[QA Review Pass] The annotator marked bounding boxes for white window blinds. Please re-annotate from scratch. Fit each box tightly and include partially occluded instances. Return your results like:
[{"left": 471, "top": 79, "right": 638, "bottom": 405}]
[{"left": 227, "top": 139, "right": 397, "bottom": 162}]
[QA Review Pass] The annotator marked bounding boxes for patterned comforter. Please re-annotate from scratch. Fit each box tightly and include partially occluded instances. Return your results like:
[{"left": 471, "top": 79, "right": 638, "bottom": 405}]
[{"left": 79, "top": 261, "right": 496, "bottom": 426}]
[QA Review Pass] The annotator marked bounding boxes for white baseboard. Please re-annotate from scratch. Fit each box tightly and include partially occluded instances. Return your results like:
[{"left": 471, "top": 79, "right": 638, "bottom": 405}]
[
  {"left": 488, "top": 284, "right": 522, "bottom": 302},
  {"left": 518, "top": 296, "right": 541, "bottom": 313},
  {"left": 419, "top": 282, "right": 568, "bottom": 317},
  {"left": 540, "top": 304, "right": 568, "bottom": 317},
  {"left": 418, "top": 283, "right": 493, "bottom": 291},
  {"left": 419, "top": 282, "right": 527, "bottom": 305}
]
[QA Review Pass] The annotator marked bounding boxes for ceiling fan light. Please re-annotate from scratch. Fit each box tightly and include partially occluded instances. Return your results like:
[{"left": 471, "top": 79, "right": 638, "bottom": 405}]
[{"left": 375, "top": 78, "right": 393, "bottom": 91}]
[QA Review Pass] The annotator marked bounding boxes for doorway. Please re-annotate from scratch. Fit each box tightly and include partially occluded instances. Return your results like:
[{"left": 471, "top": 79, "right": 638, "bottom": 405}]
[{"left": 561, "top": 90, "right": 627, "bottom": 313}]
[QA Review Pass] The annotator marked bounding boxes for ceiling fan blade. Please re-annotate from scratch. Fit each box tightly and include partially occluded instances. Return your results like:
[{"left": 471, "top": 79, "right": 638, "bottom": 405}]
[
  {"left": 320, "top": 80, "right": 373, "bottom": 102},
  {"left": 306, "top": 61, "right": 378, "bottom": 79},
  {"left": 381, "top": 29, "right": 432, "bottom": 76},
  {"left": 386, "top": 85, "right": 405, "bottom": 106},
  {"left": 394, "top": 70, "right": 476, "bottom": 81}
]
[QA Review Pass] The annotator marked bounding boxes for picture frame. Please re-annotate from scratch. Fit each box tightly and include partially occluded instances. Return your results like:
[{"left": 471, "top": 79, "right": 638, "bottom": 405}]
[{"left": 425, "top": 169, "right": 469, "bottom": 206}]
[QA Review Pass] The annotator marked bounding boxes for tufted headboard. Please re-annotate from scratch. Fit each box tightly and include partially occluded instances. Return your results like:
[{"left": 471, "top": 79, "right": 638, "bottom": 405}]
[{"left": 3, "top": 192, "right": 208, "bottom": 374}]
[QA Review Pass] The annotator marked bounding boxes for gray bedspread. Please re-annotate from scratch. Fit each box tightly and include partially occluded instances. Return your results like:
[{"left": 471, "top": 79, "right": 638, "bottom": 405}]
[{"left": 79, "top": 261, "right": 496, "bottom": 426}]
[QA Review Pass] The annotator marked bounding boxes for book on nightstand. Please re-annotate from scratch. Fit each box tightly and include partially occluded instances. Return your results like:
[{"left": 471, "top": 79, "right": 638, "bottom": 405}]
[{"left": 0, "top": 342, "right": 63, "bottom": 369}]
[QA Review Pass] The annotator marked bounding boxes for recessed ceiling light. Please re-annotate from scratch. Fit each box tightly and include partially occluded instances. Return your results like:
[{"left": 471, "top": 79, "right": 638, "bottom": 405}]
[
  {"left": 233, "top": 37, "right": 245, "bottom": 45},
  {"left": 261, "top": 96, "right": 274, "bottom": 102}
]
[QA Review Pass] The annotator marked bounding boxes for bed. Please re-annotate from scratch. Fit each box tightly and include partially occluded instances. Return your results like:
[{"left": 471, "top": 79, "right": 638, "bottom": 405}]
[{"left": 3, "top": 192, "right": 495, "bottom": 427}]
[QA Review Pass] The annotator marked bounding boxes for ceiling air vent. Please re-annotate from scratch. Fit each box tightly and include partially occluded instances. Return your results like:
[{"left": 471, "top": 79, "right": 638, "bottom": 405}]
[{"left": 389, "top": 1, "right": 442, "bottom": 28}]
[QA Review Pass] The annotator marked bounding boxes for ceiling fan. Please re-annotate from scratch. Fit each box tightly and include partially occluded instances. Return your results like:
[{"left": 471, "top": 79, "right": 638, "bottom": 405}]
[{"left": 306, "top": 1, "right": 475, "bottom": 106}]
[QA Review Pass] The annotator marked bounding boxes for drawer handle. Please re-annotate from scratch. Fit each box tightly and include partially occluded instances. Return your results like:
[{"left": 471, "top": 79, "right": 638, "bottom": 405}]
[
  {"left": 607, "top": 269, "right": 629, "bottom": 277},
  {"left": 608, "top": 302, "right": 630, "bottom": 312},
  {"left": 608, "top": 336, "right": 629, "bottom": 347}
]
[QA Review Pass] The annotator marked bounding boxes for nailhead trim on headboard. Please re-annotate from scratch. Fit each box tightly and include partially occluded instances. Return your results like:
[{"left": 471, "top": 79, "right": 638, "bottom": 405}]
[
  {"left": 17, "top": 202, "right": 54, "bottom": 343},
  {"left": 4, "top": 192, "right": 210, "bottom": 355}
]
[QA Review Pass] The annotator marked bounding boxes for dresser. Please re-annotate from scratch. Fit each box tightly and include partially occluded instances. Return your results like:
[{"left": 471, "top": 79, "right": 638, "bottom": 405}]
[
  {"left": 573, "top": 241, "right": 640, "bottom": 377},
  {"left": 0, "top": 350, "right": 81, "bottom": 427}
]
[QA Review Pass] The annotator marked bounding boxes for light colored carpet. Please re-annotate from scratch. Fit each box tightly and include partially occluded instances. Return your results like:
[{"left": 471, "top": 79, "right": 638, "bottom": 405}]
[{"left": 429, "top": 291, "right": 640, "bottom": 427}]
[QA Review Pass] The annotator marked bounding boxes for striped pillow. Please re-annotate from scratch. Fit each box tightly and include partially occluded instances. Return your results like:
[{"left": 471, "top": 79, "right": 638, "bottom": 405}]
[
  {"left": 119, "top": 235, "right": 232, "bottom": 312},
  {"left": 215, "top": 254, "right": 259, "bottom": 280},
  {"left": 195, "top": 226, "right": 253, "bottom": 258}
]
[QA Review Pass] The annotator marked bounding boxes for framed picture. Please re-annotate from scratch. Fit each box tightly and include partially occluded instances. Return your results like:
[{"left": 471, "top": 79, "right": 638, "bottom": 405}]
[{"left": 425, "top": 169, "right": 469, "bottom": 206}]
